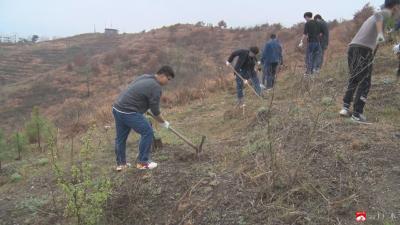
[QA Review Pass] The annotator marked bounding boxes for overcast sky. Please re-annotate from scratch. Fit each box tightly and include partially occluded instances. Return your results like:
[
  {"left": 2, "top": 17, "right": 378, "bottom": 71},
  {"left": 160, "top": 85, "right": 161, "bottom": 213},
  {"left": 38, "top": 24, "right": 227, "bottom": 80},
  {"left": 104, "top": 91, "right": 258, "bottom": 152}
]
[{"left": 0, "top": 0, "right": 383, "bottom": 38}]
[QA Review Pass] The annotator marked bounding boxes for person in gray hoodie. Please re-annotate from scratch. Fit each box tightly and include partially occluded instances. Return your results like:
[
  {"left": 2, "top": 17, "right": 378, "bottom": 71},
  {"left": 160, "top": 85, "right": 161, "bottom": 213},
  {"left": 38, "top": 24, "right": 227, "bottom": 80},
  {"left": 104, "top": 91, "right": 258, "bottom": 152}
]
[
  {"left": 339, "top": 0, "right": 400, "bottom": 123},
  {"left": 112, "top": 66, "right": 175, "bottom": 171}
]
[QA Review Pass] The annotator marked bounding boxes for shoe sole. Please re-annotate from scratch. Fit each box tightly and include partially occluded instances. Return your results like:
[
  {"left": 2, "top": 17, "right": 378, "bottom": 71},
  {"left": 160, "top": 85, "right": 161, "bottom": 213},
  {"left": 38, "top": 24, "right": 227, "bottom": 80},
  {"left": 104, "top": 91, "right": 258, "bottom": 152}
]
[
  {"left": 136, "top": 167, "right": 157, "bottom": 170},
  {"left": 136, "top": 164, "right": 158, "bottom": 170},
  {"left": 115, "top": 163, "right": 131, "bottom": 172},
  {"left": 339, "top": 109, "right": 351, "bottom": 117},
  {"left": 350, "top": 118, "right": 373, "bottom": 125}
]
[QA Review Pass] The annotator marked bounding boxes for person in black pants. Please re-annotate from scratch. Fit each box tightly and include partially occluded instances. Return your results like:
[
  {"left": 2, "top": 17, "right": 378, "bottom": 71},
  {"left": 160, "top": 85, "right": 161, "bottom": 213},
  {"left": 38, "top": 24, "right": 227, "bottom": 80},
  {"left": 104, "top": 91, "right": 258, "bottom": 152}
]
[
  {"left": 340, "top": 0, "right": 400, "bottom": 123},
  {"left": 342, "top": 46, "right": 374, "bottom": 120}
]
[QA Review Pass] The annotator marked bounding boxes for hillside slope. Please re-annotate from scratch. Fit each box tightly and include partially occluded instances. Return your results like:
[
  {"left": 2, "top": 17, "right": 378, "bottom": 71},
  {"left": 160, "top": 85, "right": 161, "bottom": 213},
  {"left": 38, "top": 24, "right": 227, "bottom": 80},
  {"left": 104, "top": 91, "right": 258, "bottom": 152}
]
[
  {"left": 1, "top": 5, "right": 399, "bottom": 225},
  {"left": 0, "top": 42, "right": 399, "bottom": 225},
  {"left": 1, "top": 19, "right": 351, "bottom": 133}
]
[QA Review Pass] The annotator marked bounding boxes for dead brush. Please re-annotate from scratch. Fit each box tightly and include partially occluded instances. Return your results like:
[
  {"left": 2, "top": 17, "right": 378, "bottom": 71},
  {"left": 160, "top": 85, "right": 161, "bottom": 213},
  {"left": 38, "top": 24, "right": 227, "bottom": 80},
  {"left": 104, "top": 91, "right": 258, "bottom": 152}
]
[
  {"left": 174, "top": 88, "right": 206, "bottom": 105},
  {"left": 214, "top": 74, "right": 233, "bottom": 91},
  {"left": 161, "top": 95, "right": 174, "bottom": 108},
  {"left": 102, "top": 53, "right": 116, "bottom": 66},
  {"left": 66, "top": 63, "right": 73, "bottom": 72},
  {"left": 223, "top": 107, "right": 243, "bottom": 120},
  {"left": 116, "top": 48, "right": 130, "bottom": 62},
  {"left": 94, "top": 104, "right": 114, "bottom": 124},
  {"left": 198, "top": 74, "right": 233, "bottom": 94},
  {"left": 163, "top": 74, "right": 233, "bottom": 106},
  {"left": 233, "top": 63, "right": 362, "bottom": 224}
]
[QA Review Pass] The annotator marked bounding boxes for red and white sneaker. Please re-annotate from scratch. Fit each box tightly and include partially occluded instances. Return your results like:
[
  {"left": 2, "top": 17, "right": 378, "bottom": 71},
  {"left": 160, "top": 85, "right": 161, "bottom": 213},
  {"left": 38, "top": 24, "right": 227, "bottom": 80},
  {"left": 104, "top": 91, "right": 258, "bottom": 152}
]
[{"left": 136, "top": 161, "right": 158, "bottom": 170}]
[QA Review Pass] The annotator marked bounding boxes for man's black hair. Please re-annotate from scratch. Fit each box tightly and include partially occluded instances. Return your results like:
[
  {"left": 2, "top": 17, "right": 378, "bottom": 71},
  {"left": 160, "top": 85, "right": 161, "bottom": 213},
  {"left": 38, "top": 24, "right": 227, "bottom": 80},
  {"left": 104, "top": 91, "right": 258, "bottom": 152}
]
[
  {"left": 249, "top": 46, "right": 259, "bottom": 55},
  {"left": 270, "top": 34, "right": 277, "bottom": 39},
  {"left": 314, "top": 14, "right": 322, "bottom": 20},
  {"left": 385, "top": 0, "right": 400, "bottom": 8},
  {"left": 304, "top": 12, "right": 313, "bottom": 19},
  {"left": 157, "top": 65, "right": 175, "bottom": 78}
]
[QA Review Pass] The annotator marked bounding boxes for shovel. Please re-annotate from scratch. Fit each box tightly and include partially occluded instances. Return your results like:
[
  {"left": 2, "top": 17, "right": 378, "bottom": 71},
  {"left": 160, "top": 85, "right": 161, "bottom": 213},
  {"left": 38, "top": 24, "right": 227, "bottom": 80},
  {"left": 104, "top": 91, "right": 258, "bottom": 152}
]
[
  {"left": 168, "top": 127, "right": 206, "bottom": 155},
  {"left": 227, "top": 63, "right": 263, "bottom": 100},
  {"left": 147, "top": 113, "right": 206, "bottom": 155}
]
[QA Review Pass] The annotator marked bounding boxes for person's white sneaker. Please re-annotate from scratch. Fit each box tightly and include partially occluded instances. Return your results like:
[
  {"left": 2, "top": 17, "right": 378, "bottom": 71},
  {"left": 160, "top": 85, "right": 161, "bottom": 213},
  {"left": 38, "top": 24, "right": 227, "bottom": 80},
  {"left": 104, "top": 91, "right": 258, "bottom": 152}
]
[
  {"left": 116, "top": 165, "right": 124, "bottom": 172},
  {"left": 236, "top": 98, "right": 245, "bottom": 108},
  {"left": 115, "top": 163, "right": 132, "bottom": 172},
  {"left": 136, "top": 161, "right": 158, "bottom": 170},
  {"left": 351, "top": 114, "right": 368, "bottom": 124},
  {"left": 124, "top": 163, "right": 132, "bottom": 168},
  {"left": 339, "top": 108, "right": 350, "bottom": 117}
]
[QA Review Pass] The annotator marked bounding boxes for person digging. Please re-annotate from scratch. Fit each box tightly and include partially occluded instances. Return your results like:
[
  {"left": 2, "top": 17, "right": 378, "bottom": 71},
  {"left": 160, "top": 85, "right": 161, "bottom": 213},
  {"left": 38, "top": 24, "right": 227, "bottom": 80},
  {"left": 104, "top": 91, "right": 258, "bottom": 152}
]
[
  {"left": 339, "top": 0, "right": 400, "bottom": 123},
  {"left": 226, "top": 46, "right": 262, "bottom": 107},
  {"left": 112, "top": 66, "right": 174, "bottom": 171}
]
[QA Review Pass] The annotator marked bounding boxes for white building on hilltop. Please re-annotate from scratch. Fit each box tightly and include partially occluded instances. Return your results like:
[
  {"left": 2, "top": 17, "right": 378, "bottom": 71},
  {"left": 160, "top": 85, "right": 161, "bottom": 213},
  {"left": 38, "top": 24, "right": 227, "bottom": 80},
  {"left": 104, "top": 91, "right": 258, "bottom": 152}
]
[{"left": 104, "top": 28, "right": 118, "bottom": 36}]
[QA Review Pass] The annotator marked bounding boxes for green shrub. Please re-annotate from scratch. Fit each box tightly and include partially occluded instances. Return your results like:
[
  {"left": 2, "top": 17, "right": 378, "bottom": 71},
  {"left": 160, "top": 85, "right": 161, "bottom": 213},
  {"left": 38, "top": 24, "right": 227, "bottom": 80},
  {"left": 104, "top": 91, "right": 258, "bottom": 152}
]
[
  {"left": 321, "top": 97, "right": 334, "bottom": 106},
  {"left": 17, "top": 196, "right": 48, "bottom": 215},
  {"left": 11, "top": 173, "right": 22, "bottom": 182},
  {"left": 51, "top": 127, "right": 112, "bottom": 225},
  {"left": 11, "top": 131, "right": 28, "bottom": 160},
  {"left": 246, "top": 138, "right": 271, "bottom": 156},
  {"left": 157, "top": 154, "right": 169, "bottom": 161},
  {"left": 37, "top": 158, "right": 49, "bottom": 166},
  {"left": 0, "top": 129, "right": 9, "bottom": 171},
  {"left": 25, "top": 106, "right": 55, "bottom": 151}
]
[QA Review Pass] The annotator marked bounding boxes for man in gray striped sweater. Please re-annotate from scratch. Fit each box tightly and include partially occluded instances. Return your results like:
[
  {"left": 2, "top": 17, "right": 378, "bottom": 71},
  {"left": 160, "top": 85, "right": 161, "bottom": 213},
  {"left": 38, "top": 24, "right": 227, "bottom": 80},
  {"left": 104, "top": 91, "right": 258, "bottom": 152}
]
[{"left": 112, "top": 66, "right": 175, "bottom": 171}]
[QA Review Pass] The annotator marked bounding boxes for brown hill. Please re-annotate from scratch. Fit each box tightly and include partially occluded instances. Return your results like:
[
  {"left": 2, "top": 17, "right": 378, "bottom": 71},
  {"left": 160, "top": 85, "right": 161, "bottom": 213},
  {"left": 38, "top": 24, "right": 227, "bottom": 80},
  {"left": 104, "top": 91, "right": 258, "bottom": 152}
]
[
  {"left": 1, "top": 5, "right": 400, "bottom": 225},
  {"left": 0, "top": 5, "right": 372, "bottom": 134}
]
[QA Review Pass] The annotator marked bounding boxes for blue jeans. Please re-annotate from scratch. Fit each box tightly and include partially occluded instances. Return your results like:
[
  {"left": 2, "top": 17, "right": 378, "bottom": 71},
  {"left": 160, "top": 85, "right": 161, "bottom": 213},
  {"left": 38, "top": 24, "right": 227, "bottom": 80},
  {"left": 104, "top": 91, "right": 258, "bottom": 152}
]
[
  {"left": 306, "top": 42, "right": 321, "bottom": 73},
  {"left": 263, "top": 63, "right": 278, "bottom": 88},
  {"left": 112, "top": 108, "right": 154, "bottom": 165},
  {"left": 235, "top": 70, "right": 261, "bottom": 99}
]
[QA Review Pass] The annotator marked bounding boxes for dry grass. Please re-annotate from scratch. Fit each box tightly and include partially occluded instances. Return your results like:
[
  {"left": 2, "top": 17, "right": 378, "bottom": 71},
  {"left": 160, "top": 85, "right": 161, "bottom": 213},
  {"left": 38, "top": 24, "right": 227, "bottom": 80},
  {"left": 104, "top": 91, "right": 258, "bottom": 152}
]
[{"left": 1, "top": 5, "right": 400, "bottom": 225}]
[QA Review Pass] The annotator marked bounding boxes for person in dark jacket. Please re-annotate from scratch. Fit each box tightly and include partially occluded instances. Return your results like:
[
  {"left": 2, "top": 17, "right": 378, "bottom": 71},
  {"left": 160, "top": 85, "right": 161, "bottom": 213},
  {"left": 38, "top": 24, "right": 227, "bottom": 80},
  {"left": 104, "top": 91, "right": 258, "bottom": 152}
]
[
  {"left": 314, "top": 14, "right": 329, "bottom": 70},
  {"left": 261, "top": 34, "right": 283, "bottom": 89},
  {"left": 299, "top": 12, "right": 322, "bottom": 75},
  {"left": 112, "top": 66, "right": 174, "bottom": 171},
  {"left": 226, "top": 47, "right": 262, "bottom": 106}
]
